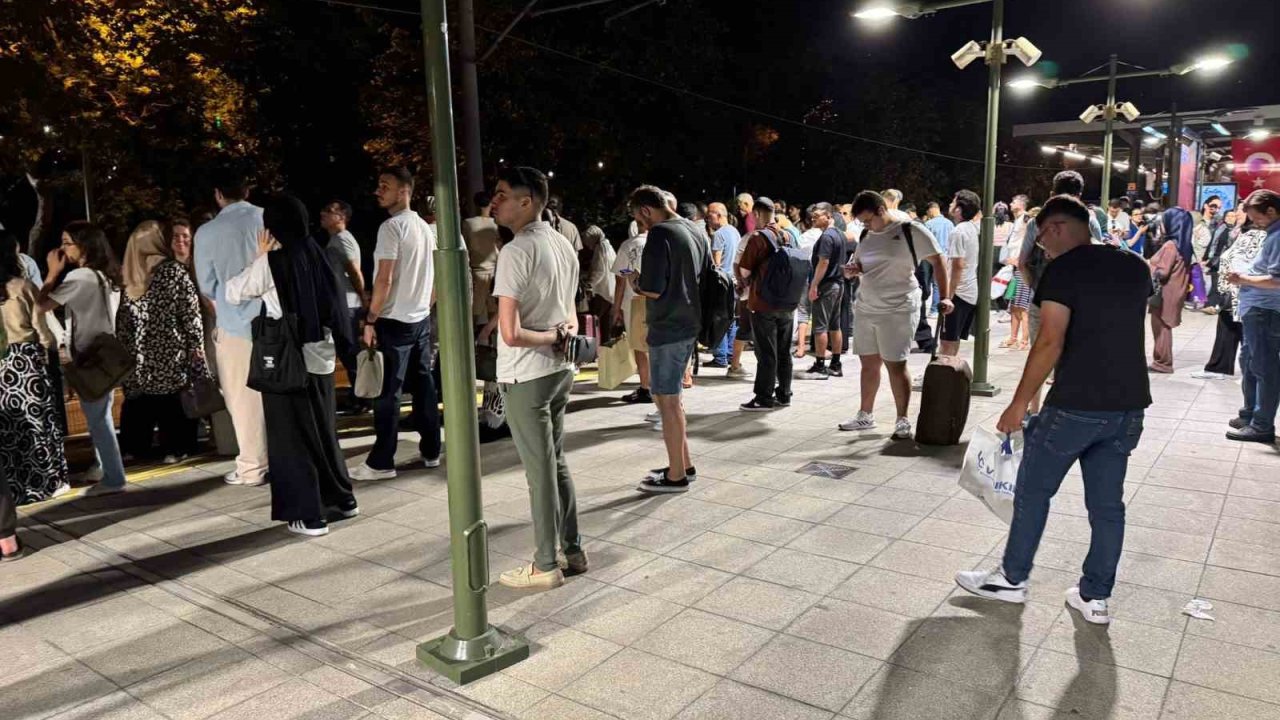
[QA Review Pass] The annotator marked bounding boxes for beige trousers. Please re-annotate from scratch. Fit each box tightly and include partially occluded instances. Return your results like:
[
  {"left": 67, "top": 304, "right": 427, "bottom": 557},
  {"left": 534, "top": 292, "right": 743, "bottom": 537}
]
[{"left": 214, "top": 329, "right": 268, "bottom": 483}]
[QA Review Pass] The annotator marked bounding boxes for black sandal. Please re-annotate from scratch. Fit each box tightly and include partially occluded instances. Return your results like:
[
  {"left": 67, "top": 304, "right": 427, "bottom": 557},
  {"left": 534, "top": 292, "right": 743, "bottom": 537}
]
[{"left": 1, "top": 538, "right": 26, "bottom": 562}]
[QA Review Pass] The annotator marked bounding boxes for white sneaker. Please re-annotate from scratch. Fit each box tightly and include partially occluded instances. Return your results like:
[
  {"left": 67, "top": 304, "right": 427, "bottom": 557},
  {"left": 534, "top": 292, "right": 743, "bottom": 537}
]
[
  {"left": 350, "top": 463, "right": 397, "bottom": 481},
  {"left": 725, "top": 365, "right": 752, "bottom": 379},
  {"left": 954, "top": 567, "right": 1028, "bottom": 603},
  {"left": 287, "top": 519, "right": 329, "bottom": 537},
  {"left": 911, "top": 374, "right": 924, "bottom": 392},
  {"left": 645, "top": 410, "right": 662, "bottom": 423},
  {"left": 1065, "top": 587, "right": 1111, "bottom": 625},
  {"left": 838, "top": 411, "right": 876, "bottom": 432},
  {"left": 82, "top": 464, "right": 104, "bottom": 483},
  {"left": 997, "top": 311, "right": 1011, "bottom": 324},
  {"left": 651, "top": 420, "right": 663, "bottom": 432},
  {"left": 84, "top": 483, "right": 128, "bottom": 497},
  {"left": 224, "top": 471, "right": 267, "bottom": 487},
  {"left": 422, "top": 455, "right": 441, "bottom": 469},
  {"left": 1190, "top": 370, "right": 1228, "bottom": 380},
  {"left": 163, "top": 454, "right": 188, "bottom": 465},
  {"left": 892, "top": 417, "right": 913, "bottom": 440}
]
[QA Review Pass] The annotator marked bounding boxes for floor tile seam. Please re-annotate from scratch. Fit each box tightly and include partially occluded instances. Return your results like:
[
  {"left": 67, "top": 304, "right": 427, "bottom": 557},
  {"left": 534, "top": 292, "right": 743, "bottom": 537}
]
[{"left": 1156, "top": 675, "right": 1280, "bottom": 710}]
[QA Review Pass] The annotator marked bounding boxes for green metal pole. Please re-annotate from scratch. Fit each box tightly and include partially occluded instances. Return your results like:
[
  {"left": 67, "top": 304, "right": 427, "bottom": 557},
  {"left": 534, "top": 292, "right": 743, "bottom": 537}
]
[
  {"left": 970, "top": 0, "right": 1002, "bottom": 397},
  {"left": 1099, "top": 54, "right": 1119, "bottom": 207},
  {"left": 415, "top": 0, "right": 528, "bottom": 685}
]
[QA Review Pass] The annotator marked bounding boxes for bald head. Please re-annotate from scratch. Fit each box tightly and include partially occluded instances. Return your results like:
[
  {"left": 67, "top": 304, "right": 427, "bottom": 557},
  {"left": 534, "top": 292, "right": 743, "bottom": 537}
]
[{"left": 707, "top": 202, "right": 730, "bottom": 230}]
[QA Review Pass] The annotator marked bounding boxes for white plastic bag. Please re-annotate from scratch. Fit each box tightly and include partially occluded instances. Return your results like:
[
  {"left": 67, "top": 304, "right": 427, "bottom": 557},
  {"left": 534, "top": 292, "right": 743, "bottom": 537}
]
[
  {"left": 990, "top": 265, "right": 1014, "bottom": 300},
  {"left": 959, "top": 427, "right": 1021, "bottom": 525}
]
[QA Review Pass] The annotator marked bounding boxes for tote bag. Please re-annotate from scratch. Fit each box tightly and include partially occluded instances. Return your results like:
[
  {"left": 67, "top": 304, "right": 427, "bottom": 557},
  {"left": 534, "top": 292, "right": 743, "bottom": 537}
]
[
  {"left": 597, "top": 334, "right": 637, "bottom": 390},
  {"left": 958, "top": 428, "right": 1021, "bottom": 525}
]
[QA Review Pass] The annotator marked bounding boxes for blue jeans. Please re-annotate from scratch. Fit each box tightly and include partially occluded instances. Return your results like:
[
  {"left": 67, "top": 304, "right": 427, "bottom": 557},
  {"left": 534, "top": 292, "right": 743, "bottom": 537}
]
[
  {"left": 713, "top": 319, "right": 738, "bottom": 365},
  {"left": 1239, "top": 309, "right": 1280, "bottom": 434},
  {"left": 368, "top": 317, "right": 441, "bottom": 469},
  {"left": 1002, "top": 406, "right": 1145, "bottom": 600},
  {"left": 82, "top": 390, "right": 127, "bottom": 488}
]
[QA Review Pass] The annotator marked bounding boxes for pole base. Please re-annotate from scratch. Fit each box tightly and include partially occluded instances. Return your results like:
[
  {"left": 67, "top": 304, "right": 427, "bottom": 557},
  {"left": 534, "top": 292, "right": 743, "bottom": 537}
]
[
  {"left": 971, "top": 382, "right": 1001, "bottom": 398},
  {"left": 417, "top": 626, "right": 529, "bottom": 685}
]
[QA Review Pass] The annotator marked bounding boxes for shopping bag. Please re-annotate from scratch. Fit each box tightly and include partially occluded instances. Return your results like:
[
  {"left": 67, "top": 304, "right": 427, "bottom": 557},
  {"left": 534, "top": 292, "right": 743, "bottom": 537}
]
[
  {"left": 990, "top": 265, "right": 1014, "bottom": 300},
  {"left": 958, "top": 427, "right": 1021, "bottom": 525},
  {"left": 355, "top": 348, "right": 384, "bottom": 399},
  {"left": 597, "top": 334, "right": 637, "bottom": 390}
]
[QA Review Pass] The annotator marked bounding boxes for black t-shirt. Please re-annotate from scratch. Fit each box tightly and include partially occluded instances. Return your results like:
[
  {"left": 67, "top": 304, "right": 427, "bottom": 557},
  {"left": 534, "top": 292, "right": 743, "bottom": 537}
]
[
  {"left": 812, "top": 227, "right": 846, "bottom": 286},
  {"left": 639, "top": 217, "right": 706, "bottom": 346},
  {"left": 1034, "top": 244, "right": 1152, "bottom": 411}
]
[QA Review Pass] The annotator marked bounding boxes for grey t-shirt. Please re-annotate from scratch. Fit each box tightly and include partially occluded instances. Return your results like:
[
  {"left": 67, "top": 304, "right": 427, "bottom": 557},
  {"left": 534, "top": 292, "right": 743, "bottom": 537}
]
[
  {"left": 50, "top": 268, "right": 120, "bottom": 353},
  {"left": 492, "top": 221, "right": 579, "bottom": 384},
  {"left": 325, "top": 229, "right": 362, "bottom": 309},
  {"left": 639, "top": 218, "right": 706, "bottom": 347}
]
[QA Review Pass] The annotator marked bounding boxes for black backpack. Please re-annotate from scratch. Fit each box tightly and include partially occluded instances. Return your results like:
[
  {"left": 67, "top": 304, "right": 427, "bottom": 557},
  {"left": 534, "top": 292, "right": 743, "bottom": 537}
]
[
  {"left": 698, "top": 252, "right": 735, "bottom": 348},
  {"left": 758, "top": 228, "right": 812, "bottom": 311}
]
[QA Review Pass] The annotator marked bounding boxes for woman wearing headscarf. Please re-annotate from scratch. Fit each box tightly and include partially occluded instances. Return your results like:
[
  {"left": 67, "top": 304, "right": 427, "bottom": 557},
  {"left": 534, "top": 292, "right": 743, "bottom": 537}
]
[
  {"left": 0, "top": 232, "right": 67, "bottom": 503},
  {"left": 1148, "top": 207, "right": 1193, "bottom": 374},
  {"left": 580, "top": 224, "right": 617, "bottom": 343},
  {"left": 116, "top": 220, "right": 210, "bottom": 463},
  {"left": 225, "top": 194, "right": 356, "bottom": 537}
]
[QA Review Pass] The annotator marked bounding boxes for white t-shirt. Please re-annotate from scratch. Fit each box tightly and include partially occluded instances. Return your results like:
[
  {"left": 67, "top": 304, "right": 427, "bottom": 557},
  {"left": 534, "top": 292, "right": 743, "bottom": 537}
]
[
  {"left": 851, "top": 220, "right": 943, "bottom": 316},
  {"left": 493, "top": 221, "right": 579, "bottom": 384},
  {"left": 50, "top": 268, "right": 120, "bottom": 353},
  {"left": 374, "top": 209, "right": 435, "bottom": 323},
  {"left": 798, "top": 227, "right": 821, "bottom": 250},
  {"left": 948, "top": 220, "right": 981, "bottom": 305},
  {"left": 611, "top": 233, "right": 648, "bottom": 306}
]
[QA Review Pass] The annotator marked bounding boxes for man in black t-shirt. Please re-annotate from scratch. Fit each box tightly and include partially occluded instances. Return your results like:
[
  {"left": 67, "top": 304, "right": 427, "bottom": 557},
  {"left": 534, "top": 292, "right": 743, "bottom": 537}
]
[
  {"left": 803, "top": 202, "right": 846, "bottom": 379},
  {"left": 956, "top": 195, "right": 1151, "bottom": 627}
]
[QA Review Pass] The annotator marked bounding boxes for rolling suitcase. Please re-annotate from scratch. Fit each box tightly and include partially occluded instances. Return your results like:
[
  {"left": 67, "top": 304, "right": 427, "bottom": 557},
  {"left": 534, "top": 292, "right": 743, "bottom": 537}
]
[{"left": 915, "top": 323, "right": 972, "bottom": 445}]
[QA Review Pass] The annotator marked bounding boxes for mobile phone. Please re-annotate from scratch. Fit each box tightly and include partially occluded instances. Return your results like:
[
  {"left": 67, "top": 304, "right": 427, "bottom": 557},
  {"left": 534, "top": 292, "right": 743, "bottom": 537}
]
[{"left": 619, "top": 269, "right": 636, "bottom": 276}]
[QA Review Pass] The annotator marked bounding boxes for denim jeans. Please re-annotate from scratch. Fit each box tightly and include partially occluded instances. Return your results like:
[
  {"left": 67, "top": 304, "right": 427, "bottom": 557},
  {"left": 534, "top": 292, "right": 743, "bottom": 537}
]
[
  {"left": 750, "top": 310, "right": 793, "bottom": 404},
  {"left": 368, "top": 317, "right": 441, "bottom": 469},
  {"left": 1239, "top": 309, "right": 1280, "bottom": 434},
  {"left": 82, "top": 390, "right": 128, "bottom": 489},
  {"left": 713, "top": 319, "right": 738, "bottom": 365},
  {"left": 1001, "top": 406, "right": 1145, "bottom": 600}
]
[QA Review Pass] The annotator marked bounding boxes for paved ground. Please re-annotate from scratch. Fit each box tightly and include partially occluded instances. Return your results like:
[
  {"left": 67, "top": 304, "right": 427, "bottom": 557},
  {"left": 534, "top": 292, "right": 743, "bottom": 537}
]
[{"left": 5, "top": 310, "right": 1280, "bottom": 720}]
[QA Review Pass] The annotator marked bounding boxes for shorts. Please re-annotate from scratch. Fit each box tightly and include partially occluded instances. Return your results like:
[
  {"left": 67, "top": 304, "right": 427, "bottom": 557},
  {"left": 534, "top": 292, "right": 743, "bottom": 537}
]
[
  {"left": 626, "top": 297, "right": 649, "bottom": 352},
  {"left": 649, "top": 337, "right": 696, "bottom": 396},
  {"left": 851, "top": 308, "right": 919, "bottom": 363},
  {"left": 795, "top": 296, "right": 811, "bottom": 325},
  {"left": 941, "top": 296, "right": 977, "bottom": 342},
  {"left": 810, "top": 282, "right": 843, "bottom": 333},
  {"left": 735, "top": 299, "right": 753, "bottom": 343}
]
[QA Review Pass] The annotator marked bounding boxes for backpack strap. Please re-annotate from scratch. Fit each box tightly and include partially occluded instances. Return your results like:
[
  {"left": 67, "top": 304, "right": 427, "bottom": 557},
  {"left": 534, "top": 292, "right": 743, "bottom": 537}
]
[{"left": 901, "top": 222, "right": 921, "bottom": 268}]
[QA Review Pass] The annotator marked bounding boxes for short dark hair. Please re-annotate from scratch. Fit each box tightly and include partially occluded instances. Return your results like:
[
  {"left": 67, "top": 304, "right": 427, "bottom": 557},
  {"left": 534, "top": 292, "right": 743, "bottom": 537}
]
[
  {"left": 170, "top": 217, "right": 192, "bottom": 231},
  {"left": 325, "top": 199, "right": 353, "bottom": 222},
  {"left": 381, "top": 166, "right": 415, "bottom": 191},
  {"left": 953, "top": 190, "right": 981, "bottom": 221},
  {"left": 498, "top": 166, "right": 549, "bottom": 209},
  {"left": 628, "top": 185, "right": 667, "bottom": 212},
  {"left": 1035, "top": 194, "right": 1091, "bottom": 229},
  {"left": 210, "top": 165, "right": 251, "bottom": 202},
  {"left": 677, "top": 202, "right": 699, "bottom": 220},
  {"left": 808, "top": 201, "right": 835, "bottom": 218},
  {"left": 851, "top": 190, "right": 887, "bottom": 216},
  {"left": 1243, "top": 189, "right": 1280, "bottom": 215},
  {"left": 1051, "top": 170, "right": 1085, "bottom": 197},
  {"left": 901, "top": 201, "right": 917, "bottom": 215},
  {"left": 926, "top": 201, "right": 940, "bottom": 211},
  {"left": 473, "top": 190, "right": 492, "bottom": 208},
  {"left": 1109, "top": 197, "right": 1126, "bottom": 209},
  {"left": 1201, "top": 194, "right": 1224, "bottom": 211}
]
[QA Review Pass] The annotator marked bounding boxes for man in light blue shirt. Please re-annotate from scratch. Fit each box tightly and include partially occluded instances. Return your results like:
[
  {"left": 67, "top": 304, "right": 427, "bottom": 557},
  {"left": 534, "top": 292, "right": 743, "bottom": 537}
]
[
  {"left": 194, "top": 167, "right": 268, "bottom": 487},
  {"left": 924, "top": 202, "right": 953, "bottom": 312},
  {"left": 706, "top": 202, "right": 740, "bottom": 367},
  {"left": 1227, "top": 189, "right": 1280, "bottom": 443}
]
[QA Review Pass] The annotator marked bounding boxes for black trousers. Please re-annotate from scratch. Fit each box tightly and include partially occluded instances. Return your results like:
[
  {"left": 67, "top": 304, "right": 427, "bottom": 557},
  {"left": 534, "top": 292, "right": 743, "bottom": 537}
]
[
  {"left": 333, "top": 306, "right": 366, "bottom": 409},
  {"left": 120, "top": 392, "right": 198, "bottom": 458},
  {"left": 1205, "top": 306, "right": 1242, "bottom": 376},
  {"left": 750, "top": 310, "right": 794, "bottom": 404},
  {"left": 838, "top": 278, "right": 858, "bottom": 356},
  {"left": 914, "top": 262, "right": 936, "bottom": 351},
  {"left": 263, "top": 373, "right": 356, "bottom": 522},
  {"left": 0, "top": 466, "right": 15, "bottom": 538}
]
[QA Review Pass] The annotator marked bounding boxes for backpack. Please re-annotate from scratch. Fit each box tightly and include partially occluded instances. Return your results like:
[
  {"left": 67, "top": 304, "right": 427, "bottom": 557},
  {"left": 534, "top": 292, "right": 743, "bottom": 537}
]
[
  {"left": 758, "top": 228, "right": 812, "bottom": 311},
  {"left": 698, "top": 252, "right": 735, "bottom": 348}
]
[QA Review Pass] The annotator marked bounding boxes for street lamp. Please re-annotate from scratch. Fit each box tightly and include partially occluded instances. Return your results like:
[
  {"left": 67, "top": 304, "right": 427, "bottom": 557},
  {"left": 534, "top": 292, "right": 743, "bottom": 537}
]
[
  {"left": 1008, "top": 52, "right": 1235, "bottom": 204},
  {"left": 854, "top": 0, "right": 1039, "bottom": 397}
]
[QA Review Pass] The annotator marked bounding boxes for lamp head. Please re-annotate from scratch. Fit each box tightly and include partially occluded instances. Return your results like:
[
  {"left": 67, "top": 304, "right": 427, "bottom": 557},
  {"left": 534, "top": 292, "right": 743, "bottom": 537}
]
[
  {"left": 1117, "top": 102, "right": 1141, "bottom": 123},
  {"left": 1006, "top": 37, "right": 1042, "bottom": 67},
  {"left": 1079, "top": 104, "right": 1105, "bottom": 125},
  {"left": 951, "top": 40, "right": 985, "bottom": 70}
]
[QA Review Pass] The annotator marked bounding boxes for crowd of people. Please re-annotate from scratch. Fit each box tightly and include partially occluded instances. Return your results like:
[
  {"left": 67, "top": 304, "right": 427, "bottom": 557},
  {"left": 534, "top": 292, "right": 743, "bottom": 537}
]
[{"left": 1, "top": 162, "right": 1278, "bottom": 629}]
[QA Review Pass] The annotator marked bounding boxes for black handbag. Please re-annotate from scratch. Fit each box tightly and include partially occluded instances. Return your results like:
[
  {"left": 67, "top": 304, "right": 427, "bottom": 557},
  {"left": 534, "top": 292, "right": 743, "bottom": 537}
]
[
  {"left": 247, "top": 303, "right": 307, "bottom": 394},
  {"left": 475, "top": 342, "right": 497, "bottom": 382},
  {"left": 565, "top": 334, "right": 598, "bottom": 365},
  {"left": 180, "top": 376, "right": 226, "bottom": 418},
  {"left": 62, "top": 272, "right": 135, "bottom": 402}
]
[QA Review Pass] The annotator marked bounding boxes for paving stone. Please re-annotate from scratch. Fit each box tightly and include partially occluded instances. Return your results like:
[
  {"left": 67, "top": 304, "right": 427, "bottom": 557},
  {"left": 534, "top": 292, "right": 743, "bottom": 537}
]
[
  {"left": 207, "top": 678, "right": 367, "bottom": 719},
  {"left": 1174, "top": 635, "right": 1280, "bottom": 704},
  {"left": 124, "top": 647, "right": 291, "bottom": 720},
  {"left": 0, "top": 658, "right": 118, "bottom": 720},
  {"left": 1160, "top": 681, "right": 1280, "bottom": 720},
  {"left": 785, "top": 525, "right": 891, "bottom": 564},
  {"left": 675, "top": 679, "right": 834, "bottom": 720},
  {"left": 823, "top": 504, "right": 923, "bottom": 538},
  {"left": 1016, "top": 648, "right": 1168, "bottom": 719},
  {"left": 448, "top": 672, "right": 549, "bottom": 716},
  {"left": 562, "top": 648, "right": 718, "bottom": 720},
  {"left": 553, "top": 585, "right": 683, "bottom": 645},
  {"left": 1039, "top": 614, "right": 1182, "bottom": 677},
  {"left": 694, "top": 576, "right": 821, "bottom": 631},
  {"left": 669, "top": 531, "right": 776, "bottom": 573},
  {"left": 901, "top": 518, "right": 1006, "bottom": 555},
  {"left": 853, "top": 487, "right": 946, "bottom": 516},
  {"left": 516, "top": 695, "right": 616, "bottom": 720},
  {"left": 827, "top": 567, "right": 955, "bottom": 618},
  {"left": 1200, "top": 566, "right": 1280, "bottom": 612},
  {"left": 714, "top": 510, "right": 813, "bottom": 546},
  {"left": 841, "top": 664, "right": 1005, "bottom": 720},
  {"left": 45, "top": 690, "right": 170, "bottom": 720},
  {"left": 787, "top": 598, "right": 916, "bottom": 660},
  {"left": 634, "top": 608, "right": 775, "bottom": 675},
  {"left": 76, "top": 619, "right": 232, "bottom": 687},
  {"left": 730, "top": 634, "right": 881, "bottom": 712},
  {"left": 867, "top": 540, "right": 985, "bottom": 583},
  {"left": 614, "top": 556, "right": 734, "bottom": 606},
  {"left": 742, "top": 547, "right": 860, "bottom": 595},
  {"left": 504, "top": 621, "right": 622, "bottom": 692},
  {"left": 1131, "top": 485, "right": 1225, "bottom": 515},
  {"left": 753, "top": 493, "right": 846, "bottom": 523},
  {"left": 1208, "top": 537, "right": 1280, "bottom": 576}
]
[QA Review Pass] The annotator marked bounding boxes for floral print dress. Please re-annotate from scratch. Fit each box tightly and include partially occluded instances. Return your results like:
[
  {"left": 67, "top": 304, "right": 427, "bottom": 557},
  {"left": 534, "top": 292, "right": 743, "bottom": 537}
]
[{"left": 116, "top": 260, "right": 211, "bottom": 396}]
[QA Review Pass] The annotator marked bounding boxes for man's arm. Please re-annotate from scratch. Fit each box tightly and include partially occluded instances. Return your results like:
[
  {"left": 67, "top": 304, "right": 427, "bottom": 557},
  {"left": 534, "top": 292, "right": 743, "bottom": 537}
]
[
  {"left": 367, "top": 259, "right": 395, "bottom": 318},
  {"left": 998, "top": 300, "right": 1069, "bottom": 432},
  {"left": 927, "top": 253, "right": 951, "bottom": 305},
  {"left": 496, "top": 296, "right": 561, "bottom": 348},
  {"left": 809, "top": 258, "right": 830, "bottom": 301},
  {"left": 343, "top": 259, "right": 367, "bottom": 308},
  {"left": 637, "top": 230, "right": 668, "bottom": 299}
]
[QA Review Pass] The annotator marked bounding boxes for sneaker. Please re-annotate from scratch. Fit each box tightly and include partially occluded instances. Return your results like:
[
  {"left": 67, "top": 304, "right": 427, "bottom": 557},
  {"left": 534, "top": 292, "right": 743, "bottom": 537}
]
[
  {"left": 911, "top": 374, "right": 924, "bottom": 392},
  {"left": 422, "top": 455, "right": 441, "bottom": 469},
  {"left": 838, "top": 411, "right": 876, "bottom": 432},
  {"left": 621, "top": 388, "right": 653, "bottom": 404},
  {"left": 1226, "top": 425, "right": 1277, "bottom": 444},
  {"left": 645, "top": 410, "right": 662, "bottom": 423},
  {"left": 82, "top": 464, "right": 104, "bottom": 483},
  {"left": 996, "top": 311, "right": 1011, "bottom": 324},
  {"left": 1065, "top": 587, "right": 1111, "bottom": 625},
  {"left": 224, "top": 471, "right": 267, "bottom": 487},
  {"left": 162, "top": 454, "right": 188, "bottom": 465},
  {"left": 740, "top": 398, "right": 777, "bottom": 412},
  {"left": 892, "top": 417, "right": 913, "bottom": 440},
  {"left": 775, "top": 395, "right": 792, "bottom": 408},
  {"left": 706, "top": 360, "right": 730, "bottom": 369},
  {"left": 800, "top": 362, "right": 830, "bottom": 380},
  {"left": 499, "top": 563, "right": 564, "bottom": 590},
  {"left": 287, "top": 519, "right": 329, "bottom": 537},
  {"left": 1190, "top": 370, "right": 1228, "bottom": 380},
  {"left": 954, "top": 567, "right": 1028, "bottom": 604},
  {"left": 84, "top": 483, "right": 127, "bottom": 497},
  {"left": 329, "top": 499, "right": 360, "bottom": 521},
  {"left": 637, "top": 471, "right": 690, "bottom": 494},
  {"left": 350, "top": 463, "right": 397, "bottom": 481},
  {"left": 725, "top": 365, "right": 751, "bottom": 379},
  {"left": 561, "top": 549, "right": 589, "bottom": 576},
  {"left": 646, "top": 466, "right": 697, "bottom": 482},
  {"left": 1229, "top": 417, "right": 1249, "bottom": 430},
  {"left": 651, "top": 420, "right": 663, "bottom": 432},
  {"left": 827, "top": 363, "right": 844, "bottom": 378}
]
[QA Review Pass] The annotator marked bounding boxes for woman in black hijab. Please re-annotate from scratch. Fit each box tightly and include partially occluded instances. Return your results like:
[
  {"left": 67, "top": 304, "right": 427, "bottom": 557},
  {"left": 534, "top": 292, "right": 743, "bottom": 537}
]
[{"left": 226, "top": 194, "right": 357, "bottom": 536}]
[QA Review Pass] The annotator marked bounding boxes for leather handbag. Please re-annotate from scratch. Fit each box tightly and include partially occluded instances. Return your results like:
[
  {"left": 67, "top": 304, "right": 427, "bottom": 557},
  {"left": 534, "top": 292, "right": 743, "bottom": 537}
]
[
  {"left": 475, "top": 342, "right": 497, "bottom": 382},
  {"left": 62, "top": 272, "right": 135, "bottom": 402},
  {"left": 179, "top": 376, "right": 226, "bottom": 418},
  {"left": 565, "top": 334, "right": 598, "bottom": 365},
  {"left": 354, "top": 348, "right": 384, "bottom": 399}
]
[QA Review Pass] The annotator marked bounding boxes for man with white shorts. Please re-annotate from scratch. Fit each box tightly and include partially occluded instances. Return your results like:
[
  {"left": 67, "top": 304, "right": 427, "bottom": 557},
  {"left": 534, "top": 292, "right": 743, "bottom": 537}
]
[{"left": 840, "top": 191, "right": 952, "bottom": 440}]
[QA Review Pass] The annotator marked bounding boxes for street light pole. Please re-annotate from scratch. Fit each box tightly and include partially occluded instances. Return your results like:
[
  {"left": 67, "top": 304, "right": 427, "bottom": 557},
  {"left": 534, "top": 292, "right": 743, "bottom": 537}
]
[
  {"left": 970, "top": 0, "right": 1003, "bottom": 397},
  {"left": 415, "top": 0, "right": 529, "bottom": 686},
  {"left": 1099, "top": 54, "right": 1119, "bottom": 205}
]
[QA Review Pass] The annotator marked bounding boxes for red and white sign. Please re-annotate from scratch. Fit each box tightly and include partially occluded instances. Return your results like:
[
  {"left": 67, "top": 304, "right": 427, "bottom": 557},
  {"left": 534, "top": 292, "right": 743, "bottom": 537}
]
[{"left": 1233, "top": 137, "right": 1280, "bottom": 198}]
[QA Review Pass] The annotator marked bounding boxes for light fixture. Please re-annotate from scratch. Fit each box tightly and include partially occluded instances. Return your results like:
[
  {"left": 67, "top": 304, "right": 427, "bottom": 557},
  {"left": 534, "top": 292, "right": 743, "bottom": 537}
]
[
  {"left": 951, "top": 40, "right": 985, "bottom": 70},
  {"left": 42, "top": 125, "right": 52, "bottom": 134},
  {"left": 852, "top": 5, "right": 899, "bottom": 19},
  {"left": 1143, "top": 136, "right": 1161, "bottom": 147},
  {"left": 1207, "top": 151, "right": 1224, "bottom": 162},
  {"left": 1113, "top": 161, "right": 1129, "bottom": 170},
  {"left": 1142, "top": 126, "right": 1167, "bottom": 139},
  {"left": 498, "top": 157, "right": 505, "bottom": 164},
  {"left": 1079, "top": 104, "right": 1106, "bottom": 124},
  {"left": 1064, "top": 150, "right": 1087, "bottom": 161},
  {"left": 1225, "top": 162, "right": 1235, "bottom": 171},
  {"left": 547, "top": 170, "right": 555, "bottom": 178},
  {"left": 596, "top": 161, "right": 604, "bottom": 169},
  {"left": 1193, "top": 55, "right": 1232, "bottom": 72},
  {"left": 1008, "top": 76, "right": 1042, "bottom": 90},
  {"left": 1004, "top": 37, "right": 1042, "bottom": 67},
  {"left": 1116, "top": 102, "right": 1141, "bottom": 123},
  {"left": 1040, "top": 145, "right": 1057, "bottom": 154},
  {"left": 1089, "top": 156, "right": 1105, "bottom": 166},
  {"left": 1249, "top": 127, "right": 1273, "bottom": 141},
  {"left": 1210, "top": 122, "right": 1231, "bottom": 137}
]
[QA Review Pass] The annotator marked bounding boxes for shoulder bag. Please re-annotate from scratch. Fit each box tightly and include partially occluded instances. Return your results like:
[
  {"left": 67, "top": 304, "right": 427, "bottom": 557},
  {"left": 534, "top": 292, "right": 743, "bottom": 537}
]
[
  {"left": 63, "top": 272, "right": 136, "bottom": 402},
  {"left": 246, "top": 258, "right": 308, "bottom": 394}
]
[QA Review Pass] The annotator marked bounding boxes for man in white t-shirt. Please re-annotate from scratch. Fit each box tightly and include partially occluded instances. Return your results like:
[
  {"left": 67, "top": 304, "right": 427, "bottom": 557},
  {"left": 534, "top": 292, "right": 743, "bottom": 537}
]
[
  {"left": 941, "top": 189, "right": 982, "bottom": 357},
  {"left": 839, "top": 191, "right": 952, "bottom": 440},
  {"left": 610, "top": 227, "right": 651, "bottom": 402},
  {"left": 350, "top": 167, "right": 440, "bottom": 481},
  {"left": 490, "top": 166, "right": 583, "bottom": 591}
]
